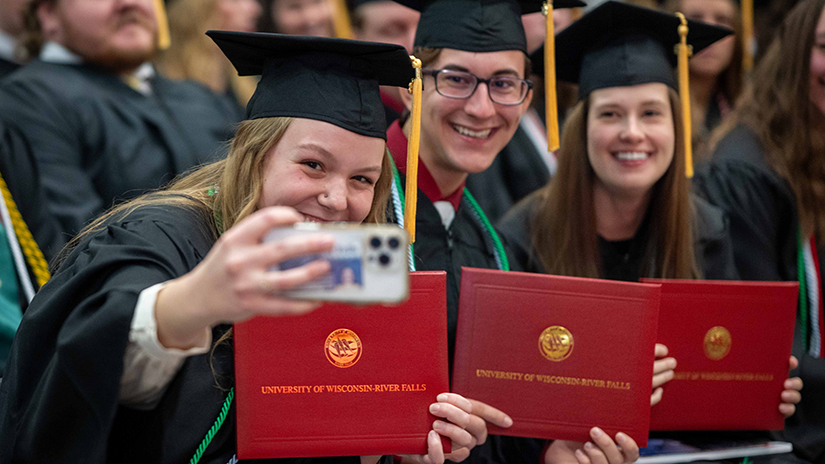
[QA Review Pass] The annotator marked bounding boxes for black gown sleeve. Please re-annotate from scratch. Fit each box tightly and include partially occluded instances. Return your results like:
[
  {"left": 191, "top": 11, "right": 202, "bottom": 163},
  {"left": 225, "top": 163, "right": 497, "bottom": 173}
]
[
  {"left": 693, "top": 129, "right": 798, "bottom": 282},
  {"left": 0, "top": 120, "right": 65, "bottom": 263},
  {"left": 0, "top": 206, "right": 212, "bottom": 463},
  {"left": 0, "top": 79, "right": 104, "bottom": 237},
  {"left": 497, "top": 192, "right": 547, "bottom": 274}
]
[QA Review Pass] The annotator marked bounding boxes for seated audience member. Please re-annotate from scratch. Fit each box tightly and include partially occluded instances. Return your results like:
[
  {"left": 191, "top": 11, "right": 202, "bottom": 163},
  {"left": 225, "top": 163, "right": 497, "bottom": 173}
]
[
  {"left": 157, "top": 0, "right": 262, "bottom": 114},
  {"left": 0, "top": 0, "right": 29, "bottom": 77},
  {"left": 385, "top": 0, "right": 639, "bottom": 461},
  {"left": 261, "top": 0, "right": 335, "bottom": 36},
  {"left": 0, "top": 32, "right": 477, "bottom": 463},
  {"left": 664, "top": 0, "right": 744, "bottom": 158},
  {"left": 351, "top": 0, "right": 420, "bottom": 125},
  {"left": 497, "top": 3, "right": 803, "bottom": 460},
  {"left": 0, "top": 0, "right": 239, "bottom": 237},
  {"left": 696, "top": 0, "right": 825, "bottom": 460},
  {"left": 0, "top": 117, "right": 62, "bottom": 375}
]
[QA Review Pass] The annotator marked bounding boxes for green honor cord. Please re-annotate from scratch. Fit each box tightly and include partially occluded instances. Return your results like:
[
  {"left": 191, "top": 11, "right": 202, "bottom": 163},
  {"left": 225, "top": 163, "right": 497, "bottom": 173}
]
[
  {"left": 191, "top": 387, "right": 234, "bottom": 464},
  {"left": 389, "top": 156, "right": 508, "bottom": 272}
]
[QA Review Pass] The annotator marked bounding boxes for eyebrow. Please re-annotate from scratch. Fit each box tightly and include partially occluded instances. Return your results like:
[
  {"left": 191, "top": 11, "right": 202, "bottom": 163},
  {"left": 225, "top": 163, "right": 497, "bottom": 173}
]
[{"left": 440, "top": 64, "right": 521, "bottom": 77}]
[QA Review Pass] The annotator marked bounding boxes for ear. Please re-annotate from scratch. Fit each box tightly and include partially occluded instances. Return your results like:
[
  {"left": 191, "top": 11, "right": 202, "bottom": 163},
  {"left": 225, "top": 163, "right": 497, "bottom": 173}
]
[
  {"left": 398, "top": 85, "right": 414, "bottom": 112},
  {"left": 519, "top": 88, "right": 534, "bottom": 115},
  {"left": 37, "top": 1, "right": 61, "bottom": 42}
]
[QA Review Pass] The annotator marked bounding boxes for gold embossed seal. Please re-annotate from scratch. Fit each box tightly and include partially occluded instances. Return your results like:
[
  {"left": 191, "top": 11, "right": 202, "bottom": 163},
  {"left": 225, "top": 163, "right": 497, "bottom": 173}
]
[
  {"left": 704, "top": 326, "right": 732, "bottom": 360},
  {"left": 325, "top": 329, "right": 362, "bottom": 368},
  {"left": 539, "top": 326, "right": 574, "bottom": 362}
]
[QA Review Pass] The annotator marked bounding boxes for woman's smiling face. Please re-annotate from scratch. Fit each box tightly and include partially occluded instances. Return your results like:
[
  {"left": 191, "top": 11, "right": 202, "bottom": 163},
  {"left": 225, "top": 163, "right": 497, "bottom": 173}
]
[
  {"left": 587, "top": 83, "right": 675, "bottom": 197},
  {"left": 258, "top": 118, "right": 385, "bottom": 223}
]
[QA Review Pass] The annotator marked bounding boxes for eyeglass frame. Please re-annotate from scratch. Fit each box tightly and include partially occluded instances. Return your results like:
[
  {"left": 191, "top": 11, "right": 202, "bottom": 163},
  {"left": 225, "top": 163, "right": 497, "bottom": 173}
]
[{"left": 423, "top": 68, "right": 534, "bottom": 106}]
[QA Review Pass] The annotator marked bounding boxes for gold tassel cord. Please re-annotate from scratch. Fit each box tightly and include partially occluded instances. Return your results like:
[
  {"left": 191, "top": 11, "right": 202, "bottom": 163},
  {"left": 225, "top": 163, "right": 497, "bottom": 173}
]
[
  {"left": 741, "top": 0, "right": 754, "bottom": 72},
  {"left": 330, "top": 0, "right": 354, "bottom": 39},
  {"left": 0, "top": 173, "right": 50, "bottom": 289},
  {"left": 676, "top": 13, "right": 694, "bottom": 178},
  {"left": 404, "top": 56, "right": 423, "bottom": 243},
  {"left": 543, "top": 1, "right": 560, "bottom": 152},
  {"left": 153, "top": 0, "right": 171, "bottom": 50}
]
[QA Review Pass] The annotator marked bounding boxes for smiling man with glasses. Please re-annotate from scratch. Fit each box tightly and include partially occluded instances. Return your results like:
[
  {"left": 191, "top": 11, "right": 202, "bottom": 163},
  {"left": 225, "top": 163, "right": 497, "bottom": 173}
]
[{"left": 383, "top": 0, "right": 581, "bottom": 462}]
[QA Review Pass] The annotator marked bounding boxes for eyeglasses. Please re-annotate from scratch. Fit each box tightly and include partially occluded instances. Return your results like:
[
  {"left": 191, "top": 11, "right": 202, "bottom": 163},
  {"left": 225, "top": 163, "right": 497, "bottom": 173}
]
[{"left": 424, "top": 69, "right": 533, "bottom": 106}]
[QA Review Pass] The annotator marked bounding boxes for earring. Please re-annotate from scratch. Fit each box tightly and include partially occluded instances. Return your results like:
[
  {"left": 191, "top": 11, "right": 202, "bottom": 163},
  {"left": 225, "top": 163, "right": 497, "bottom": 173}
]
[{"left": 324, "top": 193, "right": 329, "bottom": 198}]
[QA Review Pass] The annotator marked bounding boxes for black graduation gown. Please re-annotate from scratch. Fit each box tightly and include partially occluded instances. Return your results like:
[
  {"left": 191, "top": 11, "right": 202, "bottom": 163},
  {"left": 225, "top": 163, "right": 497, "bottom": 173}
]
[
  {"left": 497, "top": 192, "right": 739, "bottom": 281},
  {"left": 466, "top": 126, "right": 551, "bottom": 224},
  {"left": 0, "top": 60, "right": 239, "bottom": 237},
  {"left": 0, "top": 204, "right": 361, "bottom": 464},
  {"left": 695, "top": 124, "right": 825, "bottom": 464},
  {"left": 0, "top": 56, "right": 19, "bottom": 80},
  {"left": 0, "top": 119, "right": 64, "bottom": 313},
  {"left": 386, "top": 173, "right": 544, "bottom": 464}
]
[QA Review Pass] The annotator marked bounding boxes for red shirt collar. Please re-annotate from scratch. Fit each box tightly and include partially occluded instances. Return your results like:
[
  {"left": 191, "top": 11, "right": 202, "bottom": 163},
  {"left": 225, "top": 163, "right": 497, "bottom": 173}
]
[{"left": 386, "top": 120, "right": 464, "bottom": 211}]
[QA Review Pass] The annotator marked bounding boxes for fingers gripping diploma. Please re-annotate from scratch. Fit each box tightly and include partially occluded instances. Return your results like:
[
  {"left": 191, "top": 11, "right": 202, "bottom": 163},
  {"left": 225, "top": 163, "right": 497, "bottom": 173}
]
[
  {"left": 780, "top": 356, "right": 803, "bottom": 418},
  {"left": 545, "top": 429, "right": 639, "bottom": 464},
  {"left": 400, "top": 393, "right": 511, "bottom": 464},
  {"left": 155, "top": 207, "right": 334, "bottom": 350},
  {"left": 651, "top": 343, "right": 676, "bottom": 407}
]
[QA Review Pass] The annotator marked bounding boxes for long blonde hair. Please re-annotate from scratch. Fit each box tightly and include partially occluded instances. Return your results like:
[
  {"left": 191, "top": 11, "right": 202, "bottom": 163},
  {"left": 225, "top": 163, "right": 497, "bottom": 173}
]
[
  {"left": 156, "top": 0, "right": 258, "bottom": 107},
  {"left": 62, "top": 117, "right": 392, "bottom": 265},
  {"left": 530, "top": 89, "right": 699, "bottom": 279}
]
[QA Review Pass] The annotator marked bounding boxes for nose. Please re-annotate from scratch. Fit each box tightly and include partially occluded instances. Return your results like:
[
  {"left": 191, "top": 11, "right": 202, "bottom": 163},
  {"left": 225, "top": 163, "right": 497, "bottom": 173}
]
[
  {"left": 463, "top": 82, "right": 497, "bottom": 119},
  {"left": 620, "top": 115, "right": 645, "bottom": 144},
  {"left": 319, "top": 179, "right": 348, "bottom": 212}
]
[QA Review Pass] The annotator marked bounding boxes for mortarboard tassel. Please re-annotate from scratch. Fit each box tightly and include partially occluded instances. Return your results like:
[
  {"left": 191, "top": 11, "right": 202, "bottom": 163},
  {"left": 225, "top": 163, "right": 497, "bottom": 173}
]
[
  {"left": 543, "top": 1, "right": 560, "bottom": 152},
  {"left": 675, "top": 13, "right": 694, "bottom": 178},
  {"left": 153, "top": 0, "right": 171, "bottom": 50},
  {"left": 741, "top": 0, "right": 754, "bottom": 72},
  {"left": 330, "top": 0, "right": 354, "bottom": 39},
  {"left": 404, "top": 56, "right": 423, "bottom": 243}
]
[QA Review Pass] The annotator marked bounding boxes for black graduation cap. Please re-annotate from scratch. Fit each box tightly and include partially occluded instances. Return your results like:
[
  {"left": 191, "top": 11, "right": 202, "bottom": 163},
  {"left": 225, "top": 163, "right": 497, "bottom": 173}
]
[
  {"left": 394, "top": 0, "right": 585, "bottom": 54},
  {"left": 554, "top": 1, "right": 732, "bottom": 98},
  {"left": 207, "top": 31, "right": 415, "bottom": 140}
]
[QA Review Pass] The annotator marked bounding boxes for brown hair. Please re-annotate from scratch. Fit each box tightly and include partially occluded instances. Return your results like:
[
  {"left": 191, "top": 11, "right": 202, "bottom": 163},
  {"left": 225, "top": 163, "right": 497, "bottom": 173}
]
[
  {"left": 530, "top": 89, "right": 700, "bottom": 279},
  {"left": 62, "top": 117, "right": 392, "bottom": 264},
  {"left": 156, "top": 0, "right": 257, "bottom": 107},
  {"left": 663, "top": 0, "right": 743, "bottom": 158},
  {"left": 711, "top": 0, "right": 825, "bottom": 240},
  {"left": 20, "top": 0, "right": 51, "bottom": 59}
]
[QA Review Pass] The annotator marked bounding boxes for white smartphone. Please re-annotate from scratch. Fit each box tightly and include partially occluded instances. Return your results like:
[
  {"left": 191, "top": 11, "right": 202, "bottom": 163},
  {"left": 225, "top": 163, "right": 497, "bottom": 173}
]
[{"left": 264, "top": 223, "right": 410, "bottom": 304}]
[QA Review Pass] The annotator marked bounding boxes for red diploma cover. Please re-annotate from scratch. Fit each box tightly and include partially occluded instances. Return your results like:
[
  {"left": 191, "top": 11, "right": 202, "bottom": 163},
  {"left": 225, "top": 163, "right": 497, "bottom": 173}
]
[
  {"left": 644, "top": 279, "right": 798, "bottom": 431},
  {"left": 234, "top": 271, "right": 450, "bottom": 459},
  {"left": 452, "top": 267, "right": 661, "bottom": 445}
]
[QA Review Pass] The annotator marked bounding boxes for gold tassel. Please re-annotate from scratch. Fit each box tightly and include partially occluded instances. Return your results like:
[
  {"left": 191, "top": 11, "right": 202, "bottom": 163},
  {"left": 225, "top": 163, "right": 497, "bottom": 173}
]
[
  {"left": 543, "top": 1, "right": 560, "bottom": 152},
  {"left": 330, "top": 0, "right": 353, "bottom": 39},
  {"left": 0, "top": 173, "right": 50, "bottom": 289},
  {"left": 153, "top": 0, "right": 171, "bottom": 50},
  {"left": 404, "top": 56, "right": 423, "bottom": 243},
  {"left": 741, "top": 0, "right": 754, "bottom": 72},
  {"left": 675, "top": 13, "right": 694, "bottom": 178}
]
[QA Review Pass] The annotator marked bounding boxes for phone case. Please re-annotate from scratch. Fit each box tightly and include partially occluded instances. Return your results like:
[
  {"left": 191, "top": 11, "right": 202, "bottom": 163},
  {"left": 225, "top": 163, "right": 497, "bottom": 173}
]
[{"left": 264, "top": 223, "right": 410, "bottom": 303}]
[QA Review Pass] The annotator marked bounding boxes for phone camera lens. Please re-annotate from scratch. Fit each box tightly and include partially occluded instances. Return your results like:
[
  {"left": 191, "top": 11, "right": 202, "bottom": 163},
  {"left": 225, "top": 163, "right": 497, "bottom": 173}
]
[
  {"left": 370, "top": 237, "right": 382, "bottom": 248},
  {"left": 388, "top": 237, "right": 400, "bottom": 249},
  {"left": 379, "top": 254, "right": 391, "bottom": 266}
]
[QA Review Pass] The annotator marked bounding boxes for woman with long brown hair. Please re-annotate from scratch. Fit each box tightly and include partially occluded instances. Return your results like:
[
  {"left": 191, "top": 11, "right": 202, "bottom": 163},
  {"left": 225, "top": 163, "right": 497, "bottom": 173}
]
[
  {"left": 0, "top": 33, "right": 476, "bottom": 464},
  {"left": 498, "top": 3, "right": 802, "bottom": 460},
  {"left": 697, "top": 0, "right": 825, "bottom": 459}
]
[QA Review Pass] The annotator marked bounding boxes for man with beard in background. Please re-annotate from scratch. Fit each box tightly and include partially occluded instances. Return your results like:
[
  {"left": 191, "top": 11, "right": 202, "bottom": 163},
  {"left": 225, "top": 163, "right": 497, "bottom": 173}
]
[{"left": 0, "top": 0, "right": 238, "bottom": 238}]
